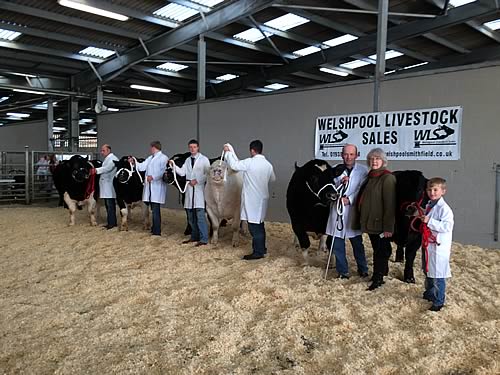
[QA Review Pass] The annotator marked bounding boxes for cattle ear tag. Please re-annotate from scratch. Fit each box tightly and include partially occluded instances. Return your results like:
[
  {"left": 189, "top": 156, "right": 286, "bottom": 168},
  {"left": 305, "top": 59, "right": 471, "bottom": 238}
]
[{"left": 315, "top": 164, "right": 327, "bottom": 172}]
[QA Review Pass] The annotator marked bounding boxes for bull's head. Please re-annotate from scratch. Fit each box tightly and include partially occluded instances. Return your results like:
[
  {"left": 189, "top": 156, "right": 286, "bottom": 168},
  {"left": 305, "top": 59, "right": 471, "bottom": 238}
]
[
  {"left": 115, "top": 157, "right": 133, "bottom": 184},
  {"left": 209, "top": 160, "right": 227, "bottom": 184},
  {"left": 302, "top": 160, "right": 341, "bottom": 205},
  {"left": 69, "top": 156, "right": 91, "bottom": 183},
  {"left": 162, "top": 152, "right": 190, "bottom": 185}
]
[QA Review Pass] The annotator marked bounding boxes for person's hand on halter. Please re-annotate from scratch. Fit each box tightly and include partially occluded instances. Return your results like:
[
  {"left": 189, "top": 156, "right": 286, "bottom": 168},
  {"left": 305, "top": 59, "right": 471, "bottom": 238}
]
[
  {"left": 190, "top": 179, "right": 198, "bottom": 187},
  {"left": 128, "top": 156, "right": 134, "bottom": 165},
  {"left": 90, "top": 168, "right": 96, "bottom": 176},
  {"left": 146, "top": 176, "right": 153, "bottom": 183},
  {"left": 342, "top": 197, "right": 350, "bottom": 206},
  {"left": 168, "top": 160, "right": 174, "bottom": 166}
]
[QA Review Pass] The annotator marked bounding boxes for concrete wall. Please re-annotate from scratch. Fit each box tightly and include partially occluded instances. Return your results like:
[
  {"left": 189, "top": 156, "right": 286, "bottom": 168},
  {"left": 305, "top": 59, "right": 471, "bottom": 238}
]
[
  {"left": 99, "top": 65, "right": 500, "bottom": 248},
  {"left": 0, "top": 120, "right": 48, "bottom": 151}
]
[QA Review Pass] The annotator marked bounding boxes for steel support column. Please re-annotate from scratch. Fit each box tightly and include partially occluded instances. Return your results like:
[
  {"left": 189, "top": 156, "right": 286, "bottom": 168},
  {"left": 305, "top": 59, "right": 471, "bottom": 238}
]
[
  {"left": 69, "top": 98, "right": 79, "bottom": 152},
  {"left": 374, "top": 0, "right": 389, "bottom": 112},
  {"left": 47, "top": 99, "right": 54, "bottom": 152}
]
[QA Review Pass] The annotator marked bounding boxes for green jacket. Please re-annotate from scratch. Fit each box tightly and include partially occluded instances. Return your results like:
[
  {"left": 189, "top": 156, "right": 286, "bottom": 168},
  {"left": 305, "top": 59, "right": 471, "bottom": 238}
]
[{"left": 358, "top": 168, "right": 396, "bottom": 234}]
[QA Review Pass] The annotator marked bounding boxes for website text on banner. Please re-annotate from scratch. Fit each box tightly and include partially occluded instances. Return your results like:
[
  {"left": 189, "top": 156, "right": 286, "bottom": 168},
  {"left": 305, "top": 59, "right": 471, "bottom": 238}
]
[{"left": 315, "top": 106, "right": 462, "bottom": 160}]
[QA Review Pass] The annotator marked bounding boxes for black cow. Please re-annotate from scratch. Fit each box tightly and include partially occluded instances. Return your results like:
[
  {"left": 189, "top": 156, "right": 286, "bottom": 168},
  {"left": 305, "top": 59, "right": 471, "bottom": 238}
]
[
  {"left": 393, "top": 170, "right": 429, "bottom": 283},
  {"left": 53, "top": 155, "right": 102, "bottom": 226},
  {"left": 286, "top": 159, "right": 345, "bottom": 263},
  {"left": 163, "top": 152, "right": 227, "bottom": 236},
  {"left": 113, "top": 156, "right": 149, "bottom": 231}
]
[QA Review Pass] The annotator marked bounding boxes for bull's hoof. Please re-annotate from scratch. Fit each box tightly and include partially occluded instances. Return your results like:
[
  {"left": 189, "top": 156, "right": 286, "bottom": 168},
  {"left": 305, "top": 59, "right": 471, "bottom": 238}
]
[
  {"left": 90, "top": 222, "right": 98, "bottom": 227},
  {"left": 404, "top": 277, "right": 416, "bottom": 284},
  {"left": 232, "top": 241, "right": 239, "bottom": 248}
]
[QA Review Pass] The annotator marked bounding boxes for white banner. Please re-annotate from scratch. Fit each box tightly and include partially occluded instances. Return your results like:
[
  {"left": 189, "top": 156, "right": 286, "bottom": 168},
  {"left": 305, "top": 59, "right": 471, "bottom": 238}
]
[{"left": 315, "top": 106, "right": 462, "bottom": 160}]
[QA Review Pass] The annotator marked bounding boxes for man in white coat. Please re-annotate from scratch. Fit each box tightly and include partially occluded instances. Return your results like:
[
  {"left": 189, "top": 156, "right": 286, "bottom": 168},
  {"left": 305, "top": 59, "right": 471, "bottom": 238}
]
[
  {"left": 92, "top": 144, "right": 119, "bottom": 229},
  {"left": 224, "top": 140, "right": 275, "bottom": 260},
  {"left": 421, "top": 177, "right": 454, "bottom": 312},
  {"left": 326, "top": 144, "right": 369, "bottom": 279},
  {"left": 169, "top": 139, "right": 210, "bottom": 246},
  {"left": 129, "top": 141, "right": 168, "bottom": 236}
]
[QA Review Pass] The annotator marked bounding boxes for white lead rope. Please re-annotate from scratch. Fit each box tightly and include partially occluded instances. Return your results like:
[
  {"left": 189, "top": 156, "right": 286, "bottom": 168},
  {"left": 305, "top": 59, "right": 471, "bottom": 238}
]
[{"left": 115, "top": 157, "right": 143, "bottom": 185}]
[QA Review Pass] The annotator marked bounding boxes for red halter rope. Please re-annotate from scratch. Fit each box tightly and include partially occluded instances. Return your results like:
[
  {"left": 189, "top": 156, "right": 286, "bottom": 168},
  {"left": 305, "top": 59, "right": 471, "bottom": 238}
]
[
  {"left": 404, "top": 194, "right": 440, "bottom": 273},
  {"left": 85, "top": 172, "right": 96, "bottom": 200}
]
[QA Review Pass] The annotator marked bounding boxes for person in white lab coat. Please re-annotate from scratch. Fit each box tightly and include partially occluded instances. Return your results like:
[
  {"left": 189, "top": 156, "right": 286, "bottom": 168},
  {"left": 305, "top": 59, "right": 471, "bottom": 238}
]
[
  {"left": 420, "top": 177, "right": 454, "bottom": 312},
  {"left": 224, "top": 140, "right": 275, "bottom": 260},
  {"left": 92, "top": 144, "right": 119, "bottom": 229},
  {"left": 169, "top": 139, "right": 210, "bottom": 246},
  {"left": 325, "top": 144, "right": 369, "bottom": 279},
  {"left": 129, "top": 141, "right": 169, "bottom": 236}
]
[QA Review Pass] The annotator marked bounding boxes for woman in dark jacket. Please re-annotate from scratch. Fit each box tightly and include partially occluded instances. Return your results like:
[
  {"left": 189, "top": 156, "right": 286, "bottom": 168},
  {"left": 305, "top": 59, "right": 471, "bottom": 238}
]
[{"left": 358, "top": 148, "right": 396, "bottom": 290}]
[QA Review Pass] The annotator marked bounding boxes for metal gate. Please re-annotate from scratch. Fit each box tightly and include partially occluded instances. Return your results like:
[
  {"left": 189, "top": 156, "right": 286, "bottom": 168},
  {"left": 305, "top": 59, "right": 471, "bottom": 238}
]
[{"left": 0, "top": 148, "right": 97, "bottom": 204}]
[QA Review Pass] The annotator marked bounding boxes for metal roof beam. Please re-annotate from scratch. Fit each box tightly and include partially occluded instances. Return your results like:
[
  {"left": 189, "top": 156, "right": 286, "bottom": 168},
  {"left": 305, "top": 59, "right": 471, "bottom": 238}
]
[
  {"left": 73, "top": 0, "right": 278, "bottom": 91},
  {"left": 209, "top": 1, "right": 497, "bottom": 96}
]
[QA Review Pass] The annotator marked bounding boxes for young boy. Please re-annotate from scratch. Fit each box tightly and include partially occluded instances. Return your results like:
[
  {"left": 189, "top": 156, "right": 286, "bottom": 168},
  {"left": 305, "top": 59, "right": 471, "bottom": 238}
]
[{"left": 421, "top": 177, "right": 454, "bottom": 312}]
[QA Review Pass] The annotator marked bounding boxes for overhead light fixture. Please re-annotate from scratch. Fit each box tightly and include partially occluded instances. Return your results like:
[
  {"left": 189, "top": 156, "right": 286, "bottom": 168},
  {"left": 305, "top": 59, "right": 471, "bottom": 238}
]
[
  {"left": 153, "top": 3, "right": 198, "bottom": 22},
  {"left": 107, "top": 108, "right": 119, "bottom": 112},
  {"left": 0, "top": 96, "right": 9, "bottom": 103},
  {"left": 293, "top": 46, "right": 321, "bottom": 57},
  {"left": 81, "top": 129, "right": 97, "bottom": 135},
  {"left": 12, "top": 88, "right": 45, "bottom": 95},
  {"left": 56, "top": 117, "right": 64, "bottom": 121},
  {"left": 403, "top": 61, "right": 429, "bottom": 70},
  {"left": 448, "top": 0, "right": 476, "bottom": 7},
  {"left": 264, "top": 83, "right": 289, "bottom": 91},
  {"left": 324, "top": 34, "right": 358, "bottom": 47},
  {"left": 319, "top": 67, "right": 349, "bottom": 77},
  {"left": 79, "top": 46, "right": 115, "bottom": 59},
  {"left": 369, "top": 50, "right": 404, "bottom": 61},
  {"left": 215, "top": 73, "right": 239, "bottom": 81},
  {"left": 156, "top": 62, "right": 189, "bottom": 72},
  {"left": 191, "top": 0, "right": 226, "bottom": 6},
  {"left": 130, "top": 84, "right": 171, "bottom": 93},
  {"left": 234, "top": 28, "right": 271, "bottom": 43},
  {"left": 7, "top": 112, "right": 30, "bottom": 118},
  {"left": 264, "top": 13, "right": 309, "bottom": 31},
  {"left": 385, "top": 70, "right": 396, "bottom": 75},
  {"left": 53, "top": 126, "right": 67, "bottom": 131},
  {"left": 0, "top": 123, "right": 4, "bottom": 126},
  {"left": 484, "top": 19, "right": 500, "bottom": 30},
  {"left": 9, "top": 72, "right": 37, "bottom": 78},
  {"left": 340, "top": 60, "right": 371, "bottom": 70},
  {"left": 6, "top": 116, "right": 24, "bottom": 120},
  {"left": 0, "top": 28, "right": 22, "bottom": 41},
  {"left": 79, "top": 118, "right": 94, "bottom": 124},
  {"left": 58, "top": 0, "right": 129, "bottom": 21}
]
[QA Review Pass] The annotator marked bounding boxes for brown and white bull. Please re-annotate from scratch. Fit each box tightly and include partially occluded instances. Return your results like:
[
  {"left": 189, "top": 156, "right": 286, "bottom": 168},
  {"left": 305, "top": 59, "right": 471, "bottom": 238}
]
[
  {"left": 53, "top": 155, "right": 101, "bottom": 226},
  {"left": 205, "top": 160, "right": 243, "bottom": 247}
]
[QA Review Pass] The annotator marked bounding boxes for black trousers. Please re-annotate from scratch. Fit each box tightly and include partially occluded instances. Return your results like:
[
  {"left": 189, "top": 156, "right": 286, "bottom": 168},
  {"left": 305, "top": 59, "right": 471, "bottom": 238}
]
[
  {"left": 104, "top": 198, "right": 117, "bottom": 227},
  {"left": 368, "top": 234, "right": 392, "bottom": 281}
]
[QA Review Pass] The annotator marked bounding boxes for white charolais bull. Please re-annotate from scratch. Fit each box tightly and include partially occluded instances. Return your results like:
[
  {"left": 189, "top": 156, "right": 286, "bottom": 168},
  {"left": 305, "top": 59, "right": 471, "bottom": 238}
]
[{"left": 205, "top": 160, "right": 243, "bottom": 247}]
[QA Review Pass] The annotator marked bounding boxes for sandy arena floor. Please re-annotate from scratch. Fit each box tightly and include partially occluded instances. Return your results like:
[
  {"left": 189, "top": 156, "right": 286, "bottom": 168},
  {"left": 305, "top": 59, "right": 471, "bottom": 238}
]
[{"left": 0, "top": 205, "right": 499, "bottom": 375}]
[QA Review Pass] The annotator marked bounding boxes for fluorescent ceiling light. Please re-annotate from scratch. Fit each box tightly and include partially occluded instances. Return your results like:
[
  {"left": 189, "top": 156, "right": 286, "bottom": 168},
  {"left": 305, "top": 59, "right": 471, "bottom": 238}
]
[
  {"left": 13, "top": 88, "right": 46, "bottom": 95},
  {"left": 56, "top": 117, "right": 64, "bottom": 121},
  {"left": 484, "top": 19, "right": 500, "bottom": 30},
  {"left": 293, "top": 46, "right": 321, "bottom": 57},
  {"left": 192, "top": 0, "right": 226, "bottom": 6},
  {"left": 130, "top": 84, "right": 171, "bottom": 93},
  {"left": 385, "top": 70, "right": 396, "bottom": 75},
  {"left": 107, "top": 107, "right": 119, "bottom": 112},
  {"left": 79, "top": 46, "right": 115, "bottom": 59},
  {"left": 324, "top": 34, "right": 358, "bottom": 47},
  {"left": 9, "top": 72, "right": 37, "bottom": 78},
  {"left": 319, "top": 67, "right": 349, "bottom": 77},
  {"left": 58, "top": 0, "right": 129, "bottom": 21},
  {"left": 156, "top": 62, "right": 189, "bottom": 72},
  {"left": 53, "top": 126, "right": 67, "bottom": 131},
  {"left": 0, "top": 28, "right": 22, "bottom": 41},
  {"left": 153, "top": 3, "right": 198, "bottom": 22},
  {"left": 234, "top": 28, "right": 271, "bottom": 42},
  {"left": 79, "top": 118, "right": 93, "bottom": 124},
  {"left": 212, "top": 73, "right": 239, "bottom": 83},
  {"left": 449, "top": 0, "right": 476, "bottom": 7},
  {"left": 369, "top": 50, "right": 404, "bottom": 61},
  {"left": 81, "top": 129, "right": 97, "bottom": 135},
  {"left": 340, "top": 60, "right": 371, "bottom": 70},
  {"left": 403, "top": 61, "right": 429, "bottom": 70},
  {"left": 264, "top": 13, "right": 309, "bottom": 31},
  {"left": 264, "top": 83, "right": 289, "bottom": 91},
  {"left": 6, "top": 116, "right": 24, "bottom": 120},
  {"left": 253, "top": 87, "right": 273, "bottom": 93},
  {"left": 7, "top": 112, "right": 30, "bottom": 118},
  {"left": 0, "top": 123, "right": 3, "bottom": 126},
  {"left": 0, "top": 96, "right": 9, "bottom": 103}
]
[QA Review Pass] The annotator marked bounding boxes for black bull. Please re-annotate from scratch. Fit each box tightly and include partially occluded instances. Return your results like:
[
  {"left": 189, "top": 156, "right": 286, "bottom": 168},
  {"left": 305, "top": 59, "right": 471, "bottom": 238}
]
[{"left": 287, "top": 161, "right": 428, "bottom": 283}]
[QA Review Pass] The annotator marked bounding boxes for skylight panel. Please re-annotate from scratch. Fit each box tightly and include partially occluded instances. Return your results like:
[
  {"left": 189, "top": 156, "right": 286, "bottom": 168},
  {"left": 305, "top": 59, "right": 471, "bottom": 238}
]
[
  {"left": 264, "top": 83, "right": 289, "bottom": 91},
  {"left": 484, "top": 19, "right": 500, "bottom": 30},
  {"left": 264, "top": 13, "right": 309, "bottom": 31},
  {"left": 340, "top": 60, "right": 371, "bottom": 70},
  {"left": 319, "top": 67, "right": 349, "bottom": 77},
  {"left": 0, "top": 96, "right": 9, "bottom": 103},
  {"left": 156, "top": 62, "right": 189, "bottom": 72},
  {"left": 0, "top": 28, "right": 22, "bottom": 41},
  {"left": 293, "top": 46, "right": 321, "bottom": 57},
  {"left": 153, "top": 3, "right": 198, "bottom": 22},
  {"left": 233, "top": 28, "right": 271, "bottom": 42},
  {"left": 192, "top": 0, "right": 226, "bottom": 6},
  {"left": 324, "top": 34, "right": 358, "bottom": 47},
  {"left": 368, "top": 50, "right": 404, "bottom": 60},
  {"left": 448, "top": 0, "right": 476, "bottom": 7},
  {"left": 216, "top": 74, "right": 238, "bottom": 81},
  {"left": 79, "top": 46, "right": 115, "bottom": 59}
]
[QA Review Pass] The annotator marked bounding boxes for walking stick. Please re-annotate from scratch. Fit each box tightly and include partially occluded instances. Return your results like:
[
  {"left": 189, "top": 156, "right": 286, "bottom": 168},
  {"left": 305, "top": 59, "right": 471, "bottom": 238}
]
[{"left": 324, "top": 237, "right": 335, "bottom": 279}]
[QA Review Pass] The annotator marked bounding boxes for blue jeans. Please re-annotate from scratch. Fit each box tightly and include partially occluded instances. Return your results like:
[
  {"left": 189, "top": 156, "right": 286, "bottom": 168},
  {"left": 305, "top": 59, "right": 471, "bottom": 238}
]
[
  {"left": 186, "top": 208, "right": 209, "bottom": 244},
  {"left": 104, "top": 198, "right": 117, "bottom": 227},
  {"left": 424, "top": 277, "right": 446, "bottom": 306},
  {"left": 149, "top": 202, "right": 161, "bottom": 236},
  {"left": 248, "top": 222, "right": 266, "bottom": 256},
  {"left": 333, "top": 235, "right": 368, "bottom": 276}
]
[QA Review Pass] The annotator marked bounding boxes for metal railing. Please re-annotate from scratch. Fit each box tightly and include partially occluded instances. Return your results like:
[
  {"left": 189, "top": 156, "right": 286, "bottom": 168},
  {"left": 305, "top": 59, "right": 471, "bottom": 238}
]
[{"left": 0, "top": 148, "right": 97, "bottom": 204}]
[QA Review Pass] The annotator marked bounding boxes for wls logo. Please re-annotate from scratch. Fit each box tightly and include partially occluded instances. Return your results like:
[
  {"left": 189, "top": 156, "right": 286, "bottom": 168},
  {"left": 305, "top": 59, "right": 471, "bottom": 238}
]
[
  {"left": 319, "top": 130, "right": 349, "bottom": 150},
  {"left": 414, "top": 125, "right": 456, "bottom": 148}
]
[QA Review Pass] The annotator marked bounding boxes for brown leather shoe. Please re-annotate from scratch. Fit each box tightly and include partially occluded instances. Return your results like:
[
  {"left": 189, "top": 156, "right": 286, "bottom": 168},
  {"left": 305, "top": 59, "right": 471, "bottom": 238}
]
[
  {"left": 182, "top": 239, "right": 196, "bottom": 244},
  {"left": 194, "top": 242, "right": 208, "bottom": 247}
]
